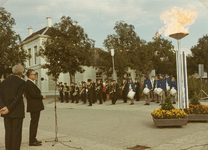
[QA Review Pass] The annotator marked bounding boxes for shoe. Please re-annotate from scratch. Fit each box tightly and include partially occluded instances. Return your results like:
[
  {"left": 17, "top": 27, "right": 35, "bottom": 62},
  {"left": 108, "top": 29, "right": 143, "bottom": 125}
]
[
  {"left": 155, "top": 101, "right": 160, "bottom": 103},
  {"left": 36, "top": 140, "right": 42, "bottom": 144},
  {"left": 173, "top": 102, "right": 176, "bottom": 104},
  {"left": 29, "top": 141, "right": 42, "bottom": 146},
  {"left": 88, "top": 105, "right": 92, "bottom": 106},
  {"left": 130, "top": 103, "right": 134, "bottom": 105},
  {"left": 144, "top": 103, "right": 149, "bottom": 105}
]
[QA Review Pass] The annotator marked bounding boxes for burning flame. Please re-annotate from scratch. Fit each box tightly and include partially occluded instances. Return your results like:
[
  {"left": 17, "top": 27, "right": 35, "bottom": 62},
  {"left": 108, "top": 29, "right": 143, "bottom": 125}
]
[{"left": 157, "top": 5, "right": 198, "bottom": 37}]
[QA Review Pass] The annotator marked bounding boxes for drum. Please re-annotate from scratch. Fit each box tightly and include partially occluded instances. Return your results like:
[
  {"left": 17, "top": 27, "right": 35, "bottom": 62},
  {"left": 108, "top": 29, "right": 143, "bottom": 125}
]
[
  {"left": 166, "top": 83, "right": 170, "bottom": 91},
  {"left": 127, "top": 90, "right": 136, "bottom": 99},
  {"left": 143, "top": 88, "right": 150, "bottom": 95},
  {"left": 170, "top": 87, "right": 177, "bottom": 96}
]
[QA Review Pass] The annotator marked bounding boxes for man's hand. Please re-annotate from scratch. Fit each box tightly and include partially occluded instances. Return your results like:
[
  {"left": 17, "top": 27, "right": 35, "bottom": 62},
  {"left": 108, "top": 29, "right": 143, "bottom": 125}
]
[
  {"left": 43, "top": 95, "right": 46, "bottom": 99},
  {"left": 0, "top": 106, "right": 9, "bottom": 115}
]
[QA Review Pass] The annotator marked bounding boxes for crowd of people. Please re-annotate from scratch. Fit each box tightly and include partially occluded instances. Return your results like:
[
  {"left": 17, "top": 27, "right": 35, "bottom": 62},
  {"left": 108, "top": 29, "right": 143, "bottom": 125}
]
[{"left": 58, "top": 73, "right": 178, "bottom": 106}]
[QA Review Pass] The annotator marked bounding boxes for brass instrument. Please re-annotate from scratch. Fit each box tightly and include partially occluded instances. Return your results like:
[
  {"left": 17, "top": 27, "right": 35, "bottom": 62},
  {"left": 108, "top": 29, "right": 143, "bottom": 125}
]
[
  {"left": 73, "top": 87, "right": 78, "bottom": 96},
  {"left": 120, "top": 81, "right": 127, "bottom": 91},
  {"left": 64, "top": 86, "right": 69, "bottom": 93},
  {"left": 73, "top": 92, "right": 78, "bottom": 96},
  {"left": 110, "top": 84, "right": 115, "bottom": 94},
  {"left": 87, "top": 83, "right": 93, "bottom": 90},
  {"left": 80, "top": 87, "right": 86, "bottom": 95},
  {"left": 95, "top": 85, "right": 101, "bottom": 91}
]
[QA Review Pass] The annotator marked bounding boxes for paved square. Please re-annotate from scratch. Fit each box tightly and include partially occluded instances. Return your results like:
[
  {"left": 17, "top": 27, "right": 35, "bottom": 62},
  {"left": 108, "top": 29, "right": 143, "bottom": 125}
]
[{"left": 1, "top": 98, "right": 208, "bottom": 150}]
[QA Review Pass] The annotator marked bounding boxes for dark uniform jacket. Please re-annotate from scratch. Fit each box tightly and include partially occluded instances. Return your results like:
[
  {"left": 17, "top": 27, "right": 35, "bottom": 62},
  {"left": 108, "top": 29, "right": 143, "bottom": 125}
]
[
  {"left": 0, "top": 76, "right": 25, "bottom": 118},
  {"left": 25, "top": 80, "right": 44, "bottom": 112}
]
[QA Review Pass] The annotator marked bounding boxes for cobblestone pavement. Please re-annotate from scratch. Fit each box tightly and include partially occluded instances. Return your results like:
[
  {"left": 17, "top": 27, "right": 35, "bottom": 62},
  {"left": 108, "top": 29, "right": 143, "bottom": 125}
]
[{"left": 0, "top": 98, "right": 208, "bottom": 150}]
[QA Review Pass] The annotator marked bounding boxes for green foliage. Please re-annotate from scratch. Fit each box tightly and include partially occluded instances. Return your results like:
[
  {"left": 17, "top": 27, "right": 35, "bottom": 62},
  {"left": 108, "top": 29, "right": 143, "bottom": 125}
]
[
  {"left": 188, "top": 76, "right": 201, "bottom": 98},
  {"left": 40, "top": 16, "right": 95, "bottom": 81},
  {"left": 98, "top": 21, "right": 175, "bottom": 79},
  {"left": 188, "top": 34, "right": 208, "bottom": 75},
  {"left": 149, "top": 37, "right": 176, "bottom": 76},
  {"left": 190, "top": 91, "right": 201, "bottom": 105},
  {"left": 0, "top": 7, "right": 28, "bottom": 78},
  {"left": 161, "top": 94, "right": 175, "bottom": 110}
]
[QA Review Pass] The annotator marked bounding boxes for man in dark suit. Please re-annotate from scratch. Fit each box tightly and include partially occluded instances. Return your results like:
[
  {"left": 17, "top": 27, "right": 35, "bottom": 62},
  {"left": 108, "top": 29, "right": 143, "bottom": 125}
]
[
  {"left": 134, "top": 78, "right": 140, "bottom": 101},
  {"left": 0, "top": 64, "right": 25, "bottom": 150},
  {"left": 25, "top": 69, "right": 46, "bottom": 146},
  {"left": 121, "top": 78, "right": 128, "bottom": 103}
]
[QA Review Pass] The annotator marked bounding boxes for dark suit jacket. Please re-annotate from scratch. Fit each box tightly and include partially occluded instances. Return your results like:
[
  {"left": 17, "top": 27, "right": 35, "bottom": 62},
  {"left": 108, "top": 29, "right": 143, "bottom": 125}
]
[
  {"left": 0, "top": 76, "right": 25, "bottom": 118},
  {"left": 25, "top": 80, "right": 44, "bottom": 112}
]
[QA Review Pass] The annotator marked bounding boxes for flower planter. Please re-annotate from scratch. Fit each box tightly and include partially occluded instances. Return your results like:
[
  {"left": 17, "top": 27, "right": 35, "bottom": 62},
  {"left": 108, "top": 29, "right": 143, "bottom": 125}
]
[
  {"left": 187, "top": 114, "right": 208, "bottom": 122},
  {"left": 153, "top": 117, "right": 188, "bottom": 127}
]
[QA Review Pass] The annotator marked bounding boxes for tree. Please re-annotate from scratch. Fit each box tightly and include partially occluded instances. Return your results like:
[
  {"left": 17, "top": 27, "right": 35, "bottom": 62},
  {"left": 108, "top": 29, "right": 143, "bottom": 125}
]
[
  {"left": 0, "top": 7, "right": 28, "bottom": 78},
  {"left": 40, "top": 16, "right": 95, "bottom": 81},
  {"left": 188, "top": 35, "right": 208, "bottom": 75},
  {"left": 101, "top": 21, "right": 150, "bottom": 79},
  {"left": 148, "top": 36, "right": 176, "bottom": 77}
]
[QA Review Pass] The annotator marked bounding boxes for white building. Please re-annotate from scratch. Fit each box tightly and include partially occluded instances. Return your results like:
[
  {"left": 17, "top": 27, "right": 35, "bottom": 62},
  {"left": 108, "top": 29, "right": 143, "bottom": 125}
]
[{"left": 22, "top": 17, "right": 109, "bottom": 95}]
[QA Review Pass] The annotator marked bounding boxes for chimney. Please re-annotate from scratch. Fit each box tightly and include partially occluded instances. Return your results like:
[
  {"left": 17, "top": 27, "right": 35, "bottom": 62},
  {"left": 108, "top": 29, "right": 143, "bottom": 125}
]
[
  {"left": 46, "top": 17, "right": 52, "bottom": 27},
  {"left": 28, "top": 27, "right": 33, "bottom": 36}
]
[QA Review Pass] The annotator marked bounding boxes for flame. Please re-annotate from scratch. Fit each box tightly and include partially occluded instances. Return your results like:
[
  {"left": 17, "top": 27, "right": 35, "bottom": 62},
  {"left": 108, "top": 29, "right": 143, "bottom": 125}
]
[{"left": 158, "top": 5, "right": 198, "bottom": 37}]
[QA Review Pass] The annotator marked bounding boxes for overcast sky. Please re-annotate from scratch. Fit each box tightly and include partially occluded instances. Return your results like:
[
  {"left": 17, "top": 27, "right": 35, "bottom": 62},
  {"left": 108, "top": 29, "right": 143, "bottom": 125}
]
[{"left": 1, "top": 0, "right": 208, "bottom": 55}]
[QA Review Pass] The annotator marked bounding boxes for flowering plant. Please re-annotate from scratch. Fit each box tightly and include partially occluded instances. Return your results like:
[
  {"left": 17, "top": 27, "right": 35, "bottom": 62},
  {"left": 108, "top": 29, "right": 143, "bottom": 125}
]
[
  {"left": 184, "top": 104, "right": 208, "bottom": 114},
  {"left": 151, "top": 94, "right": 188, "bottom": 119},
  {"left": 151, "top": 108, "right": 188, "bottom": 119}
]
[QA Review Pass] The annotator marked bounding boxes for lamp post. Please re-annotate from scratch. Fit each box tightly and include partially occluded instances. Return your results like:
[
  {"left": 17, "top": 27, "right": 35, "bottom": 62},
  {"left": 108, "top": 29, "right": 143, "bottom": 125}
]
[{"left": 111, "top": 49, "right": 116, "bottom": 80}]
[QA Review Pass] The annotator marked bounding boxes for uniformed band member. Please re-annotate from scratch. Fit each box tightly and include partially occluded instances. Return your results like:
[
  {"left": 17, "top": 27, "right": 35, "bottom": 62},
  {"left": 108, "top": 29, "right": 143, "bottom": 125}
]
[
  {"left": 92, "top": 81, "right": 96, "bottom": 103},
  {"left": 58, "top": 82, "right": 64, "bottom": 103},
  {"left": 165, "top": 74, "right": 171, "bottom": 96},
  {"left": 159, "top": 74, "right": 166, "bottom": 105},
  {"left": 150, "top": 76, "right": 155, "bottom": 102},
  {"left": 153, "top": 75, "right": 160, "bottom": 103},
  {"left": 128, "top": 78, "right": 135, "bottom": 105},
  {"left": 134, "top": 78, "right": 140, "bottom": 101},
  {"left": 110, "top": 80, "right": 118, "bottom": 105},
  {"left": 170, "top": 77, "right": 177, "bottom": 104},
  {"left": 64, "top": 83, "right": 69, "bottom": 103},
  {"left": 121, "top": 78, "right": 128, "bottom": 103},
  {"left": 74, "top": 83, "right": 80, "bottom": 103},
  {"left": 143, "top": 75, "right": 152, "bottom": 105},
  {"left": 105, "top": 81, "right": 110, "bottom": 100},
  {"left": 87, "top": 79, "right": 93, "bottom": 106},
  {"left": 80, "top": 82, "right": 87, "bottom": 104},
  {"left": 70, "top": 82, "right": 75, "bottom": 103},
  {"left": 96, "top": 79, "right": 103, "bottom": 104},
  {"left": 102, "top": 81, "right": 107, "bottom": 102}
]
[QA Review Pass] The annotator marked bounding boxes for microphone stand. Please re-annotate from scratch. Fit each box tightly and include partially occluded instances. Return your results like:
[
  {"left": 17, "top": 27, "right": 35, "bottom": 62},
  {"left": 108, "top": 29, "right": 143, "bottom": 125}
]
[{"left": 44, "top": 79, "right": 71, "bottom": 146}]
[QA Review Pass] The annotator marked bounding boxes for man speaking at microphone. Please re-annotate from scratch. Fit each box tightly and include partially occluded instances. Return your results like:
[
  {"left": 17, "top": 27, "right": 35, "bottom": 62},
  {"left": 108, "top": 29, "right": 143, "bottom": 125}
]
[{"left": 25, "top": 69, "right": 46, "bottom": 146}]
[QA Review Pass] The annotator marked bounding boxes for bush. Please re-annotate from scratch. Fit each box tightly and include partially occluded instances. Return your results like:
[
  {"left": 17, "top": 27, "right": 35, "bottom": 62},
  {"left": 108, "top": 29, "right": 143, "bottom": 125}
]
[
  {"left": 190, "top": 91, "right": 201, "bottom": 105},
  {"left": 161, "top": 94, "right": 175, "bottom": 110}
]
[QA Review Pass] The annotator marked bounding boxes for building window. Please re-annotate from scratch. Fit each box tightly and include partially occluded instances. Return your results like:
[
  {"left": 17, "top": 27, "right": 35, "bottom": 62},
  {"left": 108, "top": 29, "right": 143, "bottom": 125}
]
[
  {"left": 127, "top": 72, "right": 131, "bottom": 78},
  {"left": 96, "top": 72, "right": 102, "bottom": 81},
  {"left": 28, "top": 49, "right": 31, "bottom": 66},
  {"left": 48, "top": 75, "right": 56, "bottom": 91},
  {"left": 34, "top": 46, "right": 37, "bottom": 65}
]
